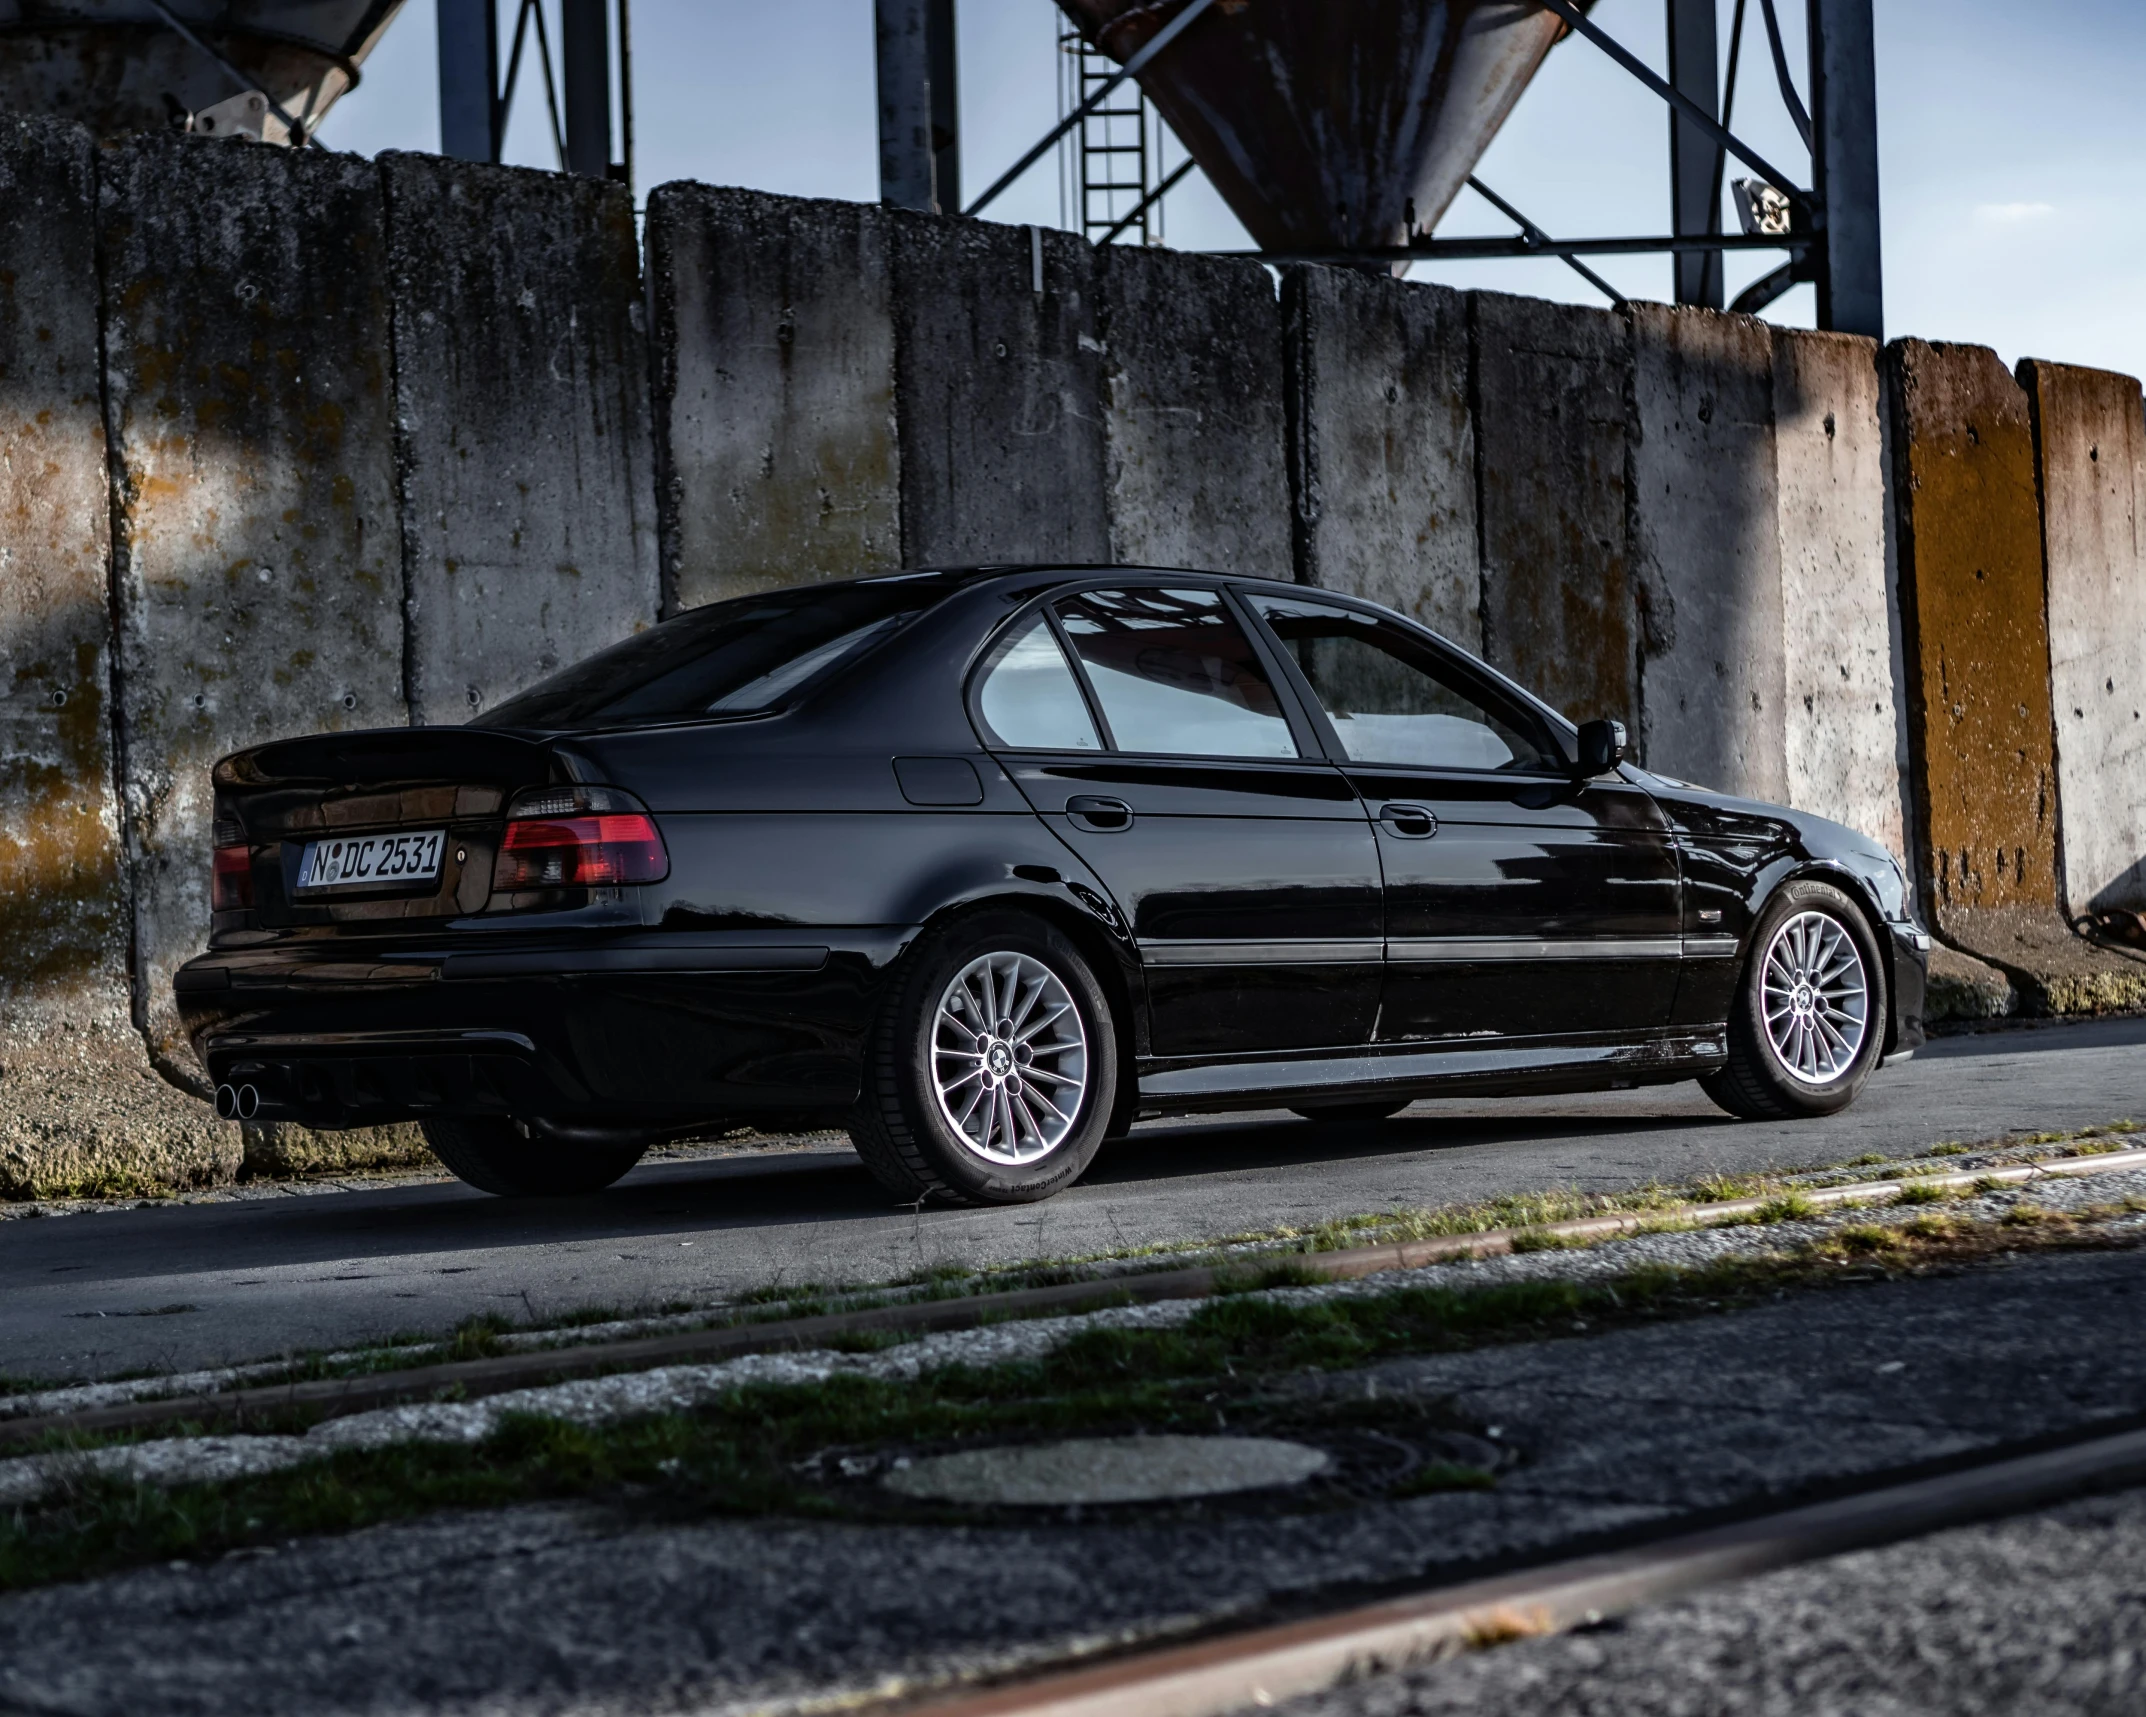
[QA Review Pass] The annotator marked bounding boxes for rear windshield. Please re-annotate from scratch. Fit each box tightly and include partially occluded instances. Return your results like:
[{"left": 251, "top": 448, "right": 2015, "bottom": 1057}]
[{"left": 478, "top": 581, "right": 942, "bottom": 731}]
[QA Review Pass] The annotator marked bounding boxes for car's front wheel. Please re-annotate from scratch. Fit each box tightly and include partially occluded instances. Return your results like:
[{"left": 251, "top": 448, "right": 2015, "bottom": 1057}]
[
  {"left": 1702, "top": 880, "right": 1888, "bottom": 1120},
  {"left": 850, "top": 910, "right": 1117, "bottom": 1206},
  {"left": 421, "top": 1116, "right": 646, "bottom": 1197}
]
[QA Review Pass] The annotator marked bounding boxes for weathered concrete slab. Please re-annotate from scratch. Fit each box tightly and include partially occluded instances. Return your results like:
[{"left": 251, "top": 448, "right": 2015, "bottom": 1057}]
[
  {"left": 1886, "top": 340, "right": 2057, "bottom": 920},
  {"left": 0, "top": 120, "right": 228, "bottom": 1196},
  {"left": 889, "top": 214, "right": 1108, "bottom": 566},
  {"left": 1283, "top": 266, "right": 1476, "bottom": 644},
  {"left": 645, "top": 183, "right": 901, "bottom": 611},
  {"left": 2020, "top": 359, "right": 2146, "bottom": 918},
  {"left": 1471, "top": 291, "right": 1634, "bottom": 726},
  {"left": 100, "top": 135, "right": 407, "bottom": 1092},
  {"left": 1887, "top": 340, "right": 2145, "bottom": 1012},
  {"left": 383, "top": 154, "right": 659, "bottom": 720},
  {"left": 1097, "top": 246, "right": 1288, "bottom": 579},
  {"left": 1773, "top": 328, "right": 1907, "bottom": 861},
  {"left": 1629, "top": 304, "right": 1785, "bottom": 799}
]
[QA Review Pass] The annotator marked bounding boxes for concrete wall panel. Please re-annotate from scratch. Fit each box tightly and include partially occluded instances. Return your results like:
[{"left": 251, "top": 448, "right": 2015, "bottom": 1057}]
[
  {"left": 1283, "top": 267, "right": 1477, "bottom": 645},
  {"left": 2021, "top": 359, "right": 2146, "bottom": 917},
  {"left": 384, "top": 154, "right": 659, "bottom": 721},
  {"left": 101, "top": 136, "right": 407, "bottom": 1078},
  {"left": 1629, "top": 304, "right": 1785, "bottom": 798},
  {"left": 646, "top": 184, "right": 900, "bottom": 611},
  {"left": 1886, "top": 339, "right": 2058, "bottom": 924},
  {"left": 1471, "top": 291, "right": 1634, "bottom": 725},
  {"left": 1774, "top": 328, "right": 1906, "bottom": 861},
  {"left": 0, "top": 119, "right": 228, "bottom": 1195},
  {"left": 1100, "top": 246, "right": 1289, "bottom": 580},
  {"left": 890, "top": 216, "right": 1107, "bottom": 566}
]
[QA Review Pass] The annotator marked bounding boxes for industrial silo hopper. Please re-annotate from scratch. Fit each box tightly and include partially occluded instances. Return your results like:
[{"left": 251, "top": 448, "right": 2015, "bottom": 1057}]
[
  {"left": 0, "top": 1, "right": 406, "bottom": 143},
  {"left": 1056, "top": 0, "right": 1588, "bottom": 255}
]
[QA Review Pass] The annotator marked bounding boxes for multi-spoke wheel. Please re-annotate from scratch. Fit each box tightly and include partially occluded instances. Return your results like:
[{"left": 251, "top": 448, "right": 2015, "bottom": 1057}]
[
  {"left": 1703, "top": 881, "right": 1888, "bottom": 1121},
  {"left": 1759, "top": 910, "right": 1870, "bottom": 1085},
  {"left": 850, "top": 910, "right": 1117, "bottom": 1205},
  {"left": 931, "top": 952, "right": 1089, "bottom": 1165}
]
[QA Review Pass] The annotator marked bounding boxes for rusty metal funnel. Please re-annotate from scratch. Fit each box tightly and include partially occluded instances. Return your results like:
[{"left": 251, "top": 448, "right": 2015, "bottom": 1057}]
[
  {"left": 1057, "top": 0, "right": 1584, "bottom": 254},
  {"left": 0, "top": 1, "right": 406, "bottom": 144}
]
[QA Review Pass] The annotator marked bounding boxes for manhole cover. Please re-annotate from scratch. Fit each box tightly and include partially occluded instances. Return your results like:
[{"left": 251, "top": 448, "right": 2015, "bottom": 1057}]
[{"left": 881, "top": 1435, "right": 1331, "bottom": 1506}]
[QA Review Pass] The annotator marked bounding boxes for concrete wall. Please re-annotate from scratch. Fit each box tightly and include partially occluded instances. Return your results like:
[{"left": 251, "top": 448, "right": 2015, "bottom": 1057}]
[
  {"left": 1283, "top": 267, "right": 1477, "bottom": 646},
  {"left": 2021, "top": 360, "right": 2146, "bottom": 917},
  {"left": 9, "top": 144, "right": 2146, "bottom": 1193},
  {"left": 1471, "top": 291, "right": 1635, "bottom": 728},
  {"left": 1886, "top": 340, "right": 2060, "bottom": 928},
  {"left": 1773, "top": 328, "right": 1907, "bottom": 864},
  {"left": 100, "top": 136, "right": 410, "bottom": 1077},
  {"left": 1629, "top": 304, "right": 1786, "bottom": 800},
  {"left": 0, "top": 120, "right": 229, "bottom": 1195},
  {"left": 889, "top": 215, "right": 1109, "bottom": 566},
  {"left": 385, "top": 153, "right": 659, "bottom": 721},
  {"left": 1099, "top": 246, "right": 1290, "bottom": 580},
  {"left": 646, "top": 185, "right": 901, "bottom": 611}
]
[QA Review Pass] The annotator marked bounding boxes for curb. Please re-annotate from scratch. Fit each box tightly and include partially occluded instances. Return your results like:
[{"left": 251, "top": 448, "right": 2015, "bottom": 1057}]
[{"left": 7, "top": 1148, "right": 2143, "bottom": 1450}]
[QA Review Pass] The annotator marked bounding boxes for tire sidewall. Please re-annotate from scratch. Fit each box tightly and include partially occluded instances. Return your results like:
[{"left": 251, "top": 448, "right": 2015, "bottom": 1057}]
[
  {"left": 1734, "top": 880, "right": 1888, "bottom": 1115},
  {"left": 894, "top": 911, "right": 1117, "bottom": 1204}
]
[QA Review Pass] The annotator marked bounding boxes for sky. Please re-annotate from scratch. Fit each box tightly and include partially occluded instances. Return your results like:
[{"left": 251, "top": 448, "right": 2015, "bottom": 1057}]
[{"left": 320, "top": 0, "right": 2146, "bottom": 382}]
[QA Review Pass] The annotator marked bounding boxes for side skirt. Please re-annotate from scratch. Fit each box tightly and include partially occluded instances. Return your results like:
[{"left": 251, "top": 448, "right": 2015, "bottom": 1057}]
[{"left": 1135, "top": 1029, "right": 1728, "bottom": 1116}]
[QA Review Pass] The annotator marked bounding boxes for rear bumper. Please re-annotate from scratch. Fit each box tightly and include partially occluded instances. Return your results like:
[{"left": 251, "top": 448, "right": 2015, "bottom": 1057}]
[{"left": 177, "top": 930, "right": 909, "bottom": 1132}]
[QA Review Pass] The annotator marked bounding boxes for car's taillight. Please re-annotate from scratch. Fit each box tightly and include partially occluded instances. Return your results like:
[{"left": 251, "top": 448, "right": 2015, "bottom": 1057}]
[
  {"left": 493, "top": 786, "right": 668, "bottom": 890},
  {"left": 211, "top": 844, "right": 253, "bottom": 910}
]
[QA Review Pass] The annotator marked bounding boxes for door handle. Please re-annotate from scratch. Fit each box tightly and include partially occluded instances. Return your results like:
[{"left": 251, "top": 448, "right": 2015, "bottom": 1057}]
[
  {"left": 1378, "top": 803, "right": 1438, "bottom": 839},
  {"left": 1066, "top": 795, "right": 1134, "bottom": 833}
]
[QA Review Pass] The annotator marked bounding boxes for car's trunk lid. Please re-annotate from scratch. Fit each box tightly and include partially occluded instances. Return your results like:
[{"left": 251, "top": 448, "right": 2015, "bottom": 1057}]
[{"left": 215, "top": 728, "right": 565, "bottom": 926}]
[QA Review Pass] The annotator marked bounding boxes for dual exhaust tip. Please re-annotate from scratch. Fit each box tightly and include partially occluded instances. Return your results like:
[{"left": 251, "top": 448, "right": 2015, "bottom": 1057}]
[{"left": 214, "top": 1082, "right": 260, "bottom": 1121}]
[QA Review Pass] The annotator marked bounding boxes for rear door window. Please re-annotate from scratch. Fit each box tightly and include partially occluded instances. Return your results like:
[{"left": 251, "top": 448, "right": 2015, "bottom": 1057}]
[
  {"left": 974, "top": 613, "right": 1102, "bottom": 751},
  {"left": 1052, "top": 587, "right": 1298, "bottom": 759}
]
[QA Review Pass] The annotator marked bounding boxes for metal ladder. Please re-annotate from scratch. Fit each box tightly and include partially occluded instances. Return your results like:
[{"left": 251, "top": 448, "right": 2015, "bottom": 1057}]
[{"left": 1058, "top": 29, "right": 1162, "bottom": 246}]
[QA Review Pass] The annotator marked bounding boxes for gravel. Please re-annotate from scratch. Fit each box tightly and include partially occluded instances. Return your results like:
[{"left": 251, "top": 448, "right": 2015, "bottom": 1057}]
[{"left": 4, "top": 1162, "right": 2141, "bottom": 1508}]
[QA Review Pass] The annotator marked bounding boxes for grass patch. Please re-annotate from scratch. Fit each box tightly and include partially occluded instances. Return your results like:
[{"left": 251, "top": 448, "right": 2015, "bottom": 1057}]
[
  {"left": 1928, "top": 1143, "right": 1969, "bottom": 1157},
  {"left": 5, "top": 1207, "right": 2141, "bottom": 1592},
  {"left": 1389, "top": 1461, "right": 1498, "bottom": 1499},
  {"left": 1892, "top": 1181, "right": 1948, "bottom": 1207}
]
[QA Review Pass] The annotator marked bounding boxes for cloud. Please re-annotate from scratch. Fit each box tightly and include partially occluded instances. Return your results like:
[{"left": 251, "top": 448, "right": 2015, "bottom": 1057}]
[{"left": 1975, "top": 201, "right": 2057, "bottom": 222}]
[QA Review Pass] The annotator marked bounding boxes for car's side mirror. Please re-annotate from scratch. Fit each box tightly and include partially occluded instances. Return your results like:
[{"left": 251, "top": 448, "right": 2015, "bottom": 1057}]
[{"left": 1575, "top": 718, "right": 1628, "bottom": 777}]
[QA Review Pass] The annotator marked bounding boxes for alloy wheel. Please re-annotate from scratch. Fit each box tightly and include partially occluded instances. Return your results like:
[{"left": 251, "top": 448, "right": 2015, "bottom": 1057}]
[
  {"left": 1759, "top": 909, "right": 1870, "bottom": 1085},
  {"left": 931, "top": 951, "right": 1089, "bottom": 1165}
]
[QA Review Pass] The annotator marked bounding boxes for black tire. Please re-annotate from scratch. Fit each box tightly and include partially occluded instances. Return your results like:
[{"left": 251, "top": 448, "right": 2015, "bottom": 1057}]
[
  {"left": 849, "top": 909, "right": 1118, "bottom": 1207},
  {"left": 421, "top": 1116, "right": 646, "bottom": 1197},
  {"left": 1702, "top": 880, "right": 1888, "bottom": 1121},
  {"left": 1291, "top": 1100, "right": 1411, "bottom": 1125}
]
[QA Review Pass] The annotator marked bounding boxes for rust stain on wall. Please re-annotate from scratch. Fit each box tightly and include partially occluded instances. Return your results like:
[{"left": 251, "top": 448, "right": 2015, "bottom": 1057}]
[{"left": 1887, "top": 339, "right": 2057, "bottom": 923}]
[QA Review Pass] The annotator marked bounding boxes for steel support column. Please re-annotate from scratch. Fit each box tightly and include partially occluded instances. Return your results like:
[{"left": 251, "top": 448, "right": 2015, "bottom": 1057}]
[
  {"left": 438, "top": 0, "right": 498, "bottom": 162},
  {"left": 1666, "top": 0, "right": 1723, "bottom": 308},
  {"left": 876, "top": 0, "right": 958, "bottom": 212},
  {"left": 562, "top": 0, "right": 613, "bottom": 178},
  {"left": 1808, "top": 0, "right": 1882, "bottom": 337}
]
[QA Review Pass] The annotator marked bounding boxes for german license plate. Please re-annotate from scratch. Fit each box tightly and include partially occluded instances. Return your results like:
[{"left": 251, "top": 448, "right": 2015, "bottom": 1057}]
[{"left": 295, "top": 829, "right": 446, "bottom": 893}]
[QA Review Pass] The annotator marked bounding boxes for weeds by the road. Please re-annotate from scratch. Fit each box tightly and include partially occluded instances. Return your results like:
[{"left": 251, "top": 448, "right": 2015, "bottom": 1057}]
[{"left": 6, "top": 1198, "right": 2144, "bottom": 1595}]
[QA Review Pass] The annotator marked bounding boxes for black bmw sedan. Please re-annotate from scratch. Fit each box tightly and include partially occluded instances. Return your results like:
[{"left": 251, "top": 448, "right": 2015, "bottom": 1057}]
[{"left": 179, "top": 568, "right": 1928, "bottom": 1204}]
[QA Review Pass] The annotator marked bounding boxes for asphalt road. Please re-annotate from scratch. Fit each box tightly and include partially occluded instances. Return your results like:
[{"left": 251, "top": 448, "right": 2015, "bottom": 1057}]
[{"left": 5, "top": 1016, "right": 2143, "bottom": 1383}]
